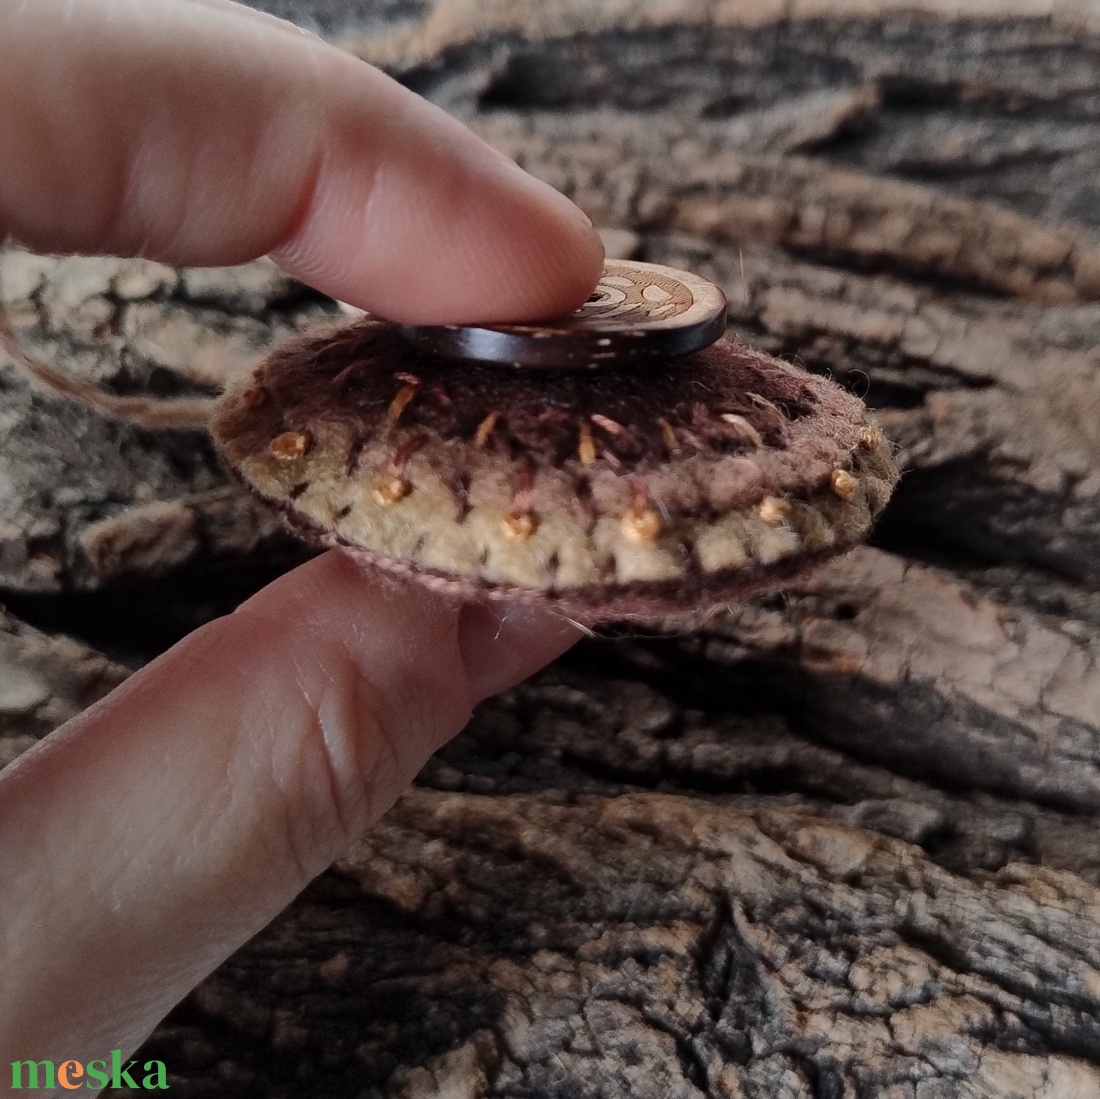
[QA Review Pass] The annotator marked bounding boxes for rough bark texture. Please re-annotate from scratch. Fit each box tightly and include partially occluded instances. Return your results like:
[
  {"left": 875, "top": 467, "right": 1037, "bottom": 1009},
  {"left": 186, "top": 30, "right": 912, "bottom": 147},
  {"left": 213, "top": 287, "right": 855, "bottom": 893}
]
[{"left": 4, "top": 2, "right": 1100, "bottom": 1096}]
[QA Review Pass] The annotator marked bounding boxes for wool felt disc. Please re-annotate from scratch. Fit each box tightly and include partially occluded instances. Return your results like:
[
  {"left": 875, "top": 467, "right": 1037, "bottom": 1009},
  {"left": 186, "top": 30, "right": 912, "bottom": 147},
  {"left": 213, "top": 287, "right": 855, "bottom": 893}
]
[{"left": 211, "top": 319, "right": 899, "bottom": 622}]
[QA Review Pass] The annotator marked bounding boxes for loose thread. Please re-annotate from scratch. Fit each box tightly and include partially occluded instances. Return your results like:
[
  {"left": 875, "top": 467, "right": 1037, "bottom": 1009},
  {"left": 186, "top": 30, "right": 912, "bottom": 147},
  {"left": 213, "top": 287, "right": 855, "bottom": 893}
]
[{"left": 0, "top": 298, "right": 215, "bottom": 430}]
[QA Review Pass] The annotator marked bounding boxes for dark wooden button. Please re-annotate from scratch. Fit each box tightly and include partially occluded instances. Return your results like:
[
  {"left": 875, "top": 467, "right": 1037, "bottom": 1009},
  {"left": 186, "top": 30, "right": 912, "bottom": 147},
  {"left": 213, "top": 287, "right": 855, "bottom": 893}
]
[{"left": 397, "top": 261, "right": 728, "bottom": 369}]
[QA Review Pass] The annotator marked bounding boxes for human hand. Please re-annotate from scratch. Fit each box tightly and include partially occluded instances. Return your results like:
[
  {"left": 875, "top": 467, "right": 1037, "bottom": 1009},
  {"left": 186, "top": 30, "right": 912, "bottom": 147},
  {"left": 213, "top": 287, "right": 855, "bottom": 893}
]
[{"left": 0, "top": 0, "right": 602, "bottom": 1080}]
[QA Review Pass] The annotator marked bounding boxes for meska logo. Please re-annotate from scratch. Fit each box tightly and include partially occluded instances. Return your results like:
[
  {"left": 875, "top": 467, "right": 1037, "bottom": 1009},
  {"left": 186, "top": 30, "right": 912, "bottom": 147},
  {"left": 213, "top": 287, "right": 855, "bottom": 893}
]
[{"left": 10, "top": 1049, "right": 168, "bottom": 1090}]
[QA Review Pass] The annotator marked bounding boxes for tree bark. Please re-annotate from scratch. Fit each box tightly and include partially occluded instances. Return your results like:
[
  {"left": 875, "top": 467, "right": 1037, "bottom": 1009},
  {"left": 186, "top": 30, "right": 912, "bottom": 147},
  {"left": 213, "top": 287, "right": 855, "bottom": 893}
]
[{"left": 4, "top": 2, "right": 1100, "bottom": 1095}]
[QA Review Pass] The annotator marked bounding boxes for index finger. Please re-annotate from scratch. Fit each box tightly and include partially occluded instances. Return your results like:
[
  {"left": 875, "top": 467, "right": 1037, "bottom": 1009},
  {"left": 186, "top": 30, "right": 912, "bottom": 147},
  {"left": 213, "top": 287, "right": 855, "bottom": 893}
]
[{"left": 0, "top": 0, "right": 603, "bottom": 323}]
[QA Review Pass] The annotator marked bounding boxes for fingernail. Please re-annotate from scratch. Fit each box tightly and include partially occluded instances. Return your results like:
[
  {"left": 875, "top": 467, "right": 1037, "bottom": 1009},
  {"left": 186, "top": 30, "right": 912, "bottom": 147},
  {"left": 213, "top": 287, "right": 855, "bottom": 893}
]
[
  {"left": 192, "top": 0, "right": 325, "bottom": 42},
  {"left": 472, "top": 137, "right": 596, "bottom": 233},
  {"left": 457, "top": 601, "right": 582, "bottom": 702},
  {"left": 519, "top": 168, "right": 596, "bottom": 233}
]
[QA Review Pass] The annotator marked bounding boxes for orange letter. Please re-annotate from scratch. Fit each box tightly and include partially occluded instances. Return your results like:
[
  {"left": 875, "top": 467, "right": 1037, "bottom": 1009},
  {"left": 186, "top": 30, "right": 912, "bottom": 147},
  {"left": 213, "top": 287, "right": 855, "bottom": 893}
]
[{"left": 57, "top": 1061, "right": 83, "bottom": 1090}]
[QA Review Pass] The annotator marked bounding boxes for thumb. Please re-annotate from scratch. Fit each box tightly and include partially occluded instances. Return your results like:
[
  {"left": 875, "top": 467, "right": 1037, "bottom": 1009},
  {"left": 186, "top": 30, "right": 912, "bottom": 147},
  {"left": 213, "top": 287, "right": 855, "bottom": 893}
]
[{"left": 0, "top": 551, "right": 579, "bottom": 1067}]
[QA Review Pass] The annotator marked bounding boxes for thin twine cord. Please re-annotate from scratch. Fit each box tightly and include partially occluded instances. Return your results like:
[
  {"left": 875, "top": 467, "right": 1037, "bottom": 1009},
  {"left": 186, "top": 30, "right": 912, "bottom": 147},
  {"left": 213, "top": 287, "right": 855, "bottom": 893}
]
[{"left": 0, "top": 298, "right": 215, "bottom": 430}]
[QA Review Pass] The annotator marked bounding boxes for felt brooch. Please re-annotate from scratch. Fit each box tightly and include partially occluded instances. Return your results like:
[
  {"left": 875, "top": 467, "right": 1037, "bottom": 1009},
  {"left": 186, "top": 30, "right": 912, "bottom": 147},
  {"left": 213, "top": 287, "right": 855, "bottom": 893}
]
[{"left": 210, "top": 262, "right": 898, "bottom": 621}]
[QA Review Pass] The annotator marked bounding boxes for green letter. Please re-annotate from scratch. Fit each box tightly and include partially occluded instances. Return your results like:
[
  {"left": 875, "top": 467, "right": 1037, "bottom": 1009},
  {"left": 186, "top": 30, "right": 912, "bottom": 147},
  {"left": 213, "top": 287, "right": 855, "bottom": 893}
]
[
  {"left": 10, "top": 1060, "right": 55, "bottom": 1089},
  {"left": 108, "top": 1050, "right": 139, "bottom": 1089},
  {"left": 143, "top": 1061, "right": 169, "bottom": 1089},
  {"left": 86, "top": 1061, "right": 109, "bottom": 1089}
]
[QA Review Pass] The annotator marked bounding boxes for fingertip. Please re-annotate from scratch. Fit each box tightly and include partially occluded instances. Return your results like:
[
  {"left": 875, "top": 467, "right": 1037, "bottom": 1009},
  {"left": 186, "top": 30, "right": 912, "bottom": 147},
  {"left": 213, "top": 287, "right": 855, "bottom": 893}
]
[
  {"left": 271, "top": 106, "right": 605, "bottom": 324},
  {"left": 458, "top": 600, "right": 583, "bottom": 702}
]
